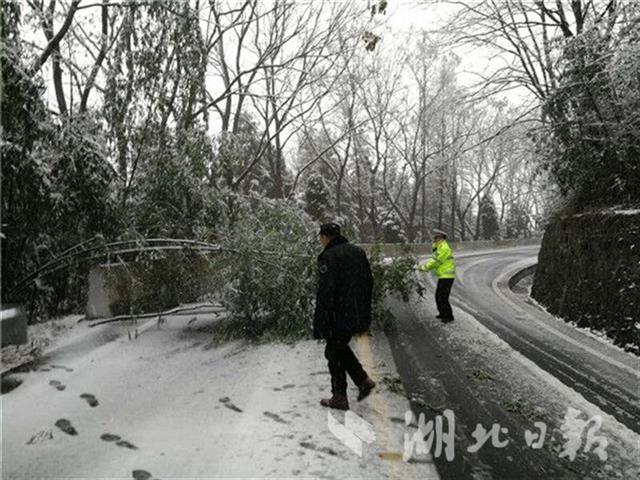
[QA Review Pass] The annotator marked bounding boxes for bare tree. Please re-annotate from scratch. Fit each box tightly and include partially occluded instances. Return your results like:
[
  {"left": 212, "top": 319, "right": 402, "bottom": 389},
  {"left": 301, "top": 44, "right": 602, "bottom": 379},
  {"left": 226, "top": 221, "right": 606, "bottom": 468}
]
[
  {"left": 448, "top": 0, "right": 623, "bottom": 102},
  {"left": 28, "top": 0, "right": 82, "bottom": 114}
]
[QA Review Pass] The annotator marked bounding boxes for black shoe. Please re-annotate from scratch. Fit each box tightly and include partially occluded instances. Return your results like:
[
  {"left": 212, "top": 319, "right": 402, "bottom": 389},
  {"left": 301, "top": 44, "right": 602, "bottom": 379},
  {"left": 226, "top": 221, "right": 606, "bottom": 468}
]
[
  {"left": 357, "top": 377, "right": 376, "bottom": 402},
  {"left": 441, "top": 317, "right": 454, "bottom": 323},
  {"left": 320, "top": 395, "right": 349, "bottom": 410}
]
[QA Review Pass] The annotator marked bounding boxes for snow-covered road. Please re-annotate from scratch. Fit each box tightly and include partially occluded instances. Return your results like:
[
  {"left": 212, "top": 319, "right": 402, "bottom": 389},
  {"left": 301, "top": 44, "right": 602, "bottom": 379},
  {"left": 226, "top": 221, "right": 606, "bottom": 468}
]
[
  {"left": 438, "top": 246, "right": 639, "bottom": 433},
  {"left": 385, "top": 245, "right": 640, "bottom": 479},
  {"left": 1, "top": 312, "right": 439, "bottom": 479}
]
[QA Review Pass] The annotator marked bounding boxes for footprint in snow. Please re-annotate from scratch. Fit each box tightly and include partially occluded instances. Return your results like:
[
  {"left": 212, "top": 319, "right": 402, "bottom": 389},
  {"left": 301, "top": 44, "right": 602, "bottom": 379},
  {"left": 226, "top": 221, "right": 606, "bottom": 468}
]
[
  {"left": 132, "top": 470, "right": 152, "bottom": 480},
  {"left": 100, "top": 433, "right": 121, "bottom": 442},
  {"left": 100, "top": 433, "right": 138, "bottom": 449},
  {"left": 51, "top": 364, "right": 74, "bottom": 372},
  {"left": 80, "top": 393, "right": 99, "bottom": 407},
  {"left": 55, "top": 418, "right": 77, "bottom": 436},
  {"left": 49, "top": 379, "right": 66, "bottom": 391},
  {"left": 116, "top": 439, "right": 138, "bottom": 450},
  {"left": 299, "top": 440, "right": 339, "bottom": 456},
  {"left": 264, "top": 411, "right": 290, "bottom": 424},
  {"left": 219, "top": 396, "right": 243, "bottom": 412}
]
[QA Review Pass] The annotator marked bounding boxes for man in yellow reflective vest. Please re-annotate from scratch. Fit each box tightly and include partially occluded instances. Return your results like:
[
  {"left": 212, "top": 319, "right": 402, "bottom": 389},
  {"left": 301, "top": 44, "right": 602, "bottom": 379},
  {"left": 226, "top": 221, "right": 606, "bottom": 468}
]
[{"left": 418, "top": 229, "right": 456, "bottom": 323}]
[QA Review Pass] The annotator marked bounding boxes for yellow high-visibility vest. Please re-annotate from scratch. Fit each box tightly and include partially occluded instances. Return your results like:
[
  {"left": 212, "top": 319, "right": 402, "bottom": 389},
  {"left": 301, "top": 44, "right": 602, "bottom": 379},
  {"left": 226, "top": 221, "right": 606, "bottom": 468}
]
[{"left": 418, "top": 240, "right": 456, "bottom": 279}]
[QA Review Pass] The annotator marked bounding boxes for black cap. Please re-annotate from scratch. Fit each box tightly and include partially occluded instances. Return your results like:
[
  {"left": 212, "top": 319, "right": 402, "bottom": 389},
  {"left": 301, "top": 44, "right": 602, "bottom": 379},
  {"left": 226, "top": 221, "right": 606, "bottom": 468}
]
[{"left": 319, "top": 222, "right": 341, "bottom": 237}]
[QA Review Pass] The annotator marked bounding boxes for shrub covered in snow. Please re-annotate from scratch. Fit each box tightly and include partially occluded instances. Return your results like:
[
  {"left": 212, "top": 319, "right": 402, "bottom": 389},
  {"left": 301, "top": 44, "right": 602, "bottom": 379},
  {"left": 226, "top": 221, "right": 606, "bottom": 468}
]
[
  {"left": 368, "top": 243, "right": 422, "bottom": 330},
  {"left": 216, "top": 195, "right": 318, "bottom": 341}
]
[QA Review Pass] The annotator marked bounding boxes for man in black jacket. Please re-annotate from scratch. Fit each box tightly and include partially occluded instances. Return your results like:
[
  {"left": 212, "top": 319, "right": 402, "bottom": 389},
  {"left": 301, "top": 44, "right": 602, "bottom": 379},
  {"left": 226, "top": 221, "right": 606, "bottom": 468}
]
[{"left": 313, "top": 222, "right": 376, "bottom": 410}]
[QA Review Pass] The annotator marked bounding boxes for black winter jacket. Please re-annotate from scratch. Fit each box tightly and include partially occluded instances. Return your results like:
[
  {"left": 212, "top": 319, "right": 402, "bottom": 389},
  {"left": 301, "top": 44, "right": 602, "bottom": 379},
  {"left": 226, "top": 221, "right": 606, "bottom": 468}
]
[{"left": 313, "top": 236, "right": 373, "bottom": 339}]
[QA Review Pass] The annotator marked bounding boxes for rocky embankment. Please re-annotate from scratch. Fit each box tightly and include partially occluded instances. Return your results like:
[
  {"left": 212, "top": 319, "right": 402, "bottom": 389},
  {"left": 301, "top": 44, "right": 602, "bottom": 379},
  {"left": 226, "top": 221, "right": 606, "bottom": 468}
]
[{"left": 532, "top": 208, "right": 640, "bottom": 354}]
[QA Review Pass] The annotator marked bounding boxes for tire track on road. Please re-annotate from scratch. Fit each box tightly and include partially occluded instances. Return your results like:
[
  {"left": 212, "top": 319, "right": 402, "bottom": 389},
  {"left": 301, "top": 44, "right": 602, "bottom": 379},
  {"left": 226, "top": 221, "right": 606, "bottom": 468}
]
[{"left": 448, "top": 253, "right": 640, "bottom": 434}]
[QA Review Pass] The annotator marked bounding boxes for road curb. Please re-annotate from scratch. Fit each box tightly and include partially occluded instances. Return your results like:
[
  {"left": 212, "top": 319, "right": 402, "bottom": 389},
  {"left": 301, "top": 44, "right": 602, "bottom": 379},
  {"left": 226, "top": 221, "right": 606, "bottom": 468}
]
[{"left": 507, "top": 264, "right": 537, "bottom": 290}]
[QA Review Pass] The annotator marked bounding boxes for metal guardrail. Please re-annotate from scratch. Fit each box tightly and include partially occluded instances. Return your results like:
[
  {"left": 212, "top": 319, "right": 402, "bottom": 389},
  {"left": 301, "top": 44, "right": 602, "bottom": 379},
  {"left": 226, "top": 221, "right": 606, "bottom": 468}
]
[
  {"left": 358, "top": 237, "right": 542, "bottom": 257},
  {"left": 7, "top": 238, "right": 224, "bottom": 299}
]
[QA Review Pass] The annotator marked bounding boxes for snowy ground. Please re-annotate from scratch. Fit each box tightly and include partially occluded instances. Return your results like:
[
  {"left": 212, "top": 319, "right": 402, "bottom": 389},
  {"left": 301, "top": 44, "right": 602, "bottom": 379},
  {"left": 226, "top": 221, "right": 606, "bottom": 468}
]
[
  {"left": 1, "top": 311, "right": 439, "bottom": 479},
  {"left": 1, "top": 314, "right": 84, "bottom": 374}
]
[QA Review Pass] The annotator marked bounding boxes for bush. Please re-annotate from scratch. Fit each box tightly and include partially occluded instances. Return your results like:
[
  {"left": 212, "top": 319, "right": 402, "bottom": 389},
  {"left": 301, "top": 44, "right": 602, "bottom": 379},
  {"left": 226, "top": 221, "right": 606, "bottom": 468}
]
[
  {"left": 96, "top": 195, "right": 422, "bottom": 344},
  {"left": 369, "top": 243, "right": 423, "bottom": 330},
  {"left": 215, "top": 195, "right": 318, "bottom": 341},
  {"left": 105, "top": 249, "right": 221, "bottom": 316}
]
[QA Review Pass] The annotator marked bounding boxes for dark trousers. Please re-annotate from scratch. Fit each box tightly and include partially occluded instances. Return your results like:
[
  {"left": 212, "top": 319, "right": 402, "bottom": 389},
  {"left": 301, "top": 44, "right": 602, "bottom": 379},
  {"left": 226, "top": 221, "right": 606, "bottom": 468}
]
[
  {"left": 435, "top": 278, "right": 454, "bottom": 319},
  {"left": 324, "top": 334, "right": 368, "bottom": 396}
]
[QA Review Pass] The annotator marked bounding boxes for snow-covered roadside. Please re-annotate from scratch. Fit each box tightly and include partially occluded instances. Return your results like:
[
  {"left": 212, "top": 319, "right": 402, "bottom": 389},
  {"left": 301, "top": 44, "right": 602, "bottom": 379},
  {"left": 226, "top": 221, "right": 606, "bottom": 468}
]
[
  {"left": 1, "top": 311, "right": 439, "bottom": 479},
  {"left": 404, "top": 292, "right": 640, "bottom": 479},
  {"left": 1, "top": 314, "right": 83, "bottom": 374},
  {"left": 517, "top": 279, "right": 639, "bottom": 356}
]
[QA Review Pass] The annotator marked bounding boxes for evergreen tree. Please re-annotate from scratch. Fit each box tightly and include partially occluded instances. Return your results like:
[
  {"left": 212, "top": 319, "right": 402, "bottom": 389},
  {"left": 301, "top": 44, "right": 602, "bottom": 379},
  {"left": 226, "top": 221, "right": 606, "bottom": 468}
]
[
  {"left": 505, "top": 203, "right": 532, "bottom": 239},
  {"left": 478, "top": 195, "right": 500, "bottom": 240},
  {"left": 304, "top": 173, "right": 332, "bottom": 222}
]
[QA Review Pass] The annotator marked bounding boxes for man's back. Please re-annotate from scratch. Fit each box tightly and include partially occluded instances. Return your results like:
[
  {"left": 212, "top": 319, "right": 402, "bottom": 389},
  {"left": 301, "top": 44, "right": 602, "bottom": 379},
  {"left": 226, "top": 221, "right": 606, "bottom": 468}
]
[{"left": 314, "top": 238, "right": 373, "bottom": 339}]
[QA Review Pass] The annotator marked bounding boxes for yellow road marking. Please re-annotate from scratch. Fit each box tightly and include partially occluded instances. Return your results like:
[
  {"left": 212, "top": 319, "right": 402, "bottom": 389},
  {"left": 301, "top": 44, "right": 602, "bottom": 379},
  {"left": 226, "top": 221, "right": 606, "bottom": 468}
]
[{"left": 354, "top": 333, "right": 405, "bottom": 475}]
